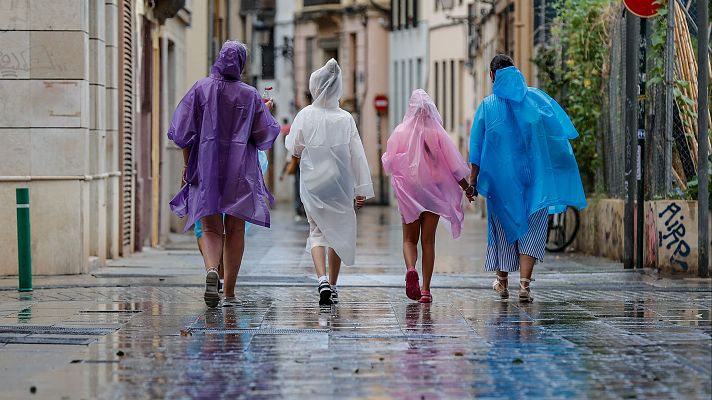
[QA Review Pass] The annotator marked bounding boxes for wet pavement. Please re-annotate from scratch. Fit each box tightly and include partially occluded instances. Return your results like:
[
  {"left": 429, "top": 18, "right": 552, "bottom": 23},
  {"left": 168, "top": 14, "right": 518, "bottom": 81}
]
[{"left": 0, "top": 206, "right": 710, "bottom": 399}]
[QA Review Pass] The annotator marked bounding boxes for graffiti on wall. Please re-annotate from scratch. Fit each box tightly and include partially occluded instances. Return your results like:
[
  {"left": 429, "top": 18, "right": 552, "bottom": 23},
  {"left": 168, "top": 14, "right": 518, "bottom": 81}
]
[{"left": 656, "top": 201, "right": 696, "bottom": 273}]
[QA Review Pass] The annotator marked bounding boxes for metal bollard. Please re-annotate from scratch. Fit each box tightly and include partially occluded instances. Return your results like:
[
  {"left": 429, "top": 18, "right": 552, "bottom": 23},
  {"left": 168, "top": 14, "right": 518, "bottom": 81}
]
[{"left": 16, "top": 188, "right": 32, "bottom": 292}]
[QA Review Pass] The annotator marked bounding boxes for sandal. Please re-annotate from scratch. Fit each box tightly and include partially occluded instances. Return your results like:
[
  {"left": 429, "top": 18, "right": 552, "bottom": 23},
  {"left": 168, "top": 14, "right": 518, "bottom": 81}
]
[
  {"left": 405, "top": 267, "right": 422, "bottom": 300},
  {"left": 519, "top": 278, "right": 534, "bottom": 303},
  {"left": 204, "top": 267, "right": 220, "bottom": 308},
  {"left": 492, "top": 275, "right": 509, "bottom": 299},
  {"left": 418, "top": 290, "right": 432, "bottom": 304}
]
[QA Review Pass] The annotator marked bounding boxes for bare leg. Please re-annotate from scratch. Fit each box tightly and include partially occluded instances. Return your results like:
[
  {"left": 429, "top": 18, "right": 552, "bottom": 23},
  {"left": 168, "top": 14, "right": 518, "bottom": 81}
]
[
  {"left": 311, "top": 246, "right": 327, "bottom": 278},
  {"left": 402, "top": 219, "right": 421, "bottom": 269},
  {"left": 200, "top": 214, "right": 224, "bottom": 271},
  {"left": 420, "top": 212, "right": 440, "bottom": 292},
  {"left": 496, "top": 271, "right": 509, "bottom": 288},
  {"left": 518, "top": 254, "right": 536, "bottom": 287},
  {"left": 328, "top": 248, "right": 341, "bottom": 286},
  {"left": 222, "top": 216, "right": 246, "bottom": 298}
]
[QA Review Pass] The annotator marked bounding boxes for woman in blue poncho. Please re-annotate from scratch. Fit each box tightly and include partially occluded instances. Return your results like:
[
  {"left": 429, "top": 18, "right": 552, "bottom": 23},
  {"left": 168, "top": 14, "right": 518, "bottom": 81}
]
[{"left": 469, "top": 54, "right": 587, "bottom": 302}]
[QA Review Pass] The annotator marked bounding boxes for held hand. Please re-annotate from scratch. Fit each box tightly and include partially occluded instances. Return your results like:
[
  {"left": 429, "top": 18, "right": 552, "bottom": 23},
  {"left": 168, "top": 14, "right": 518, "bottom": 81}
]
[
  {"left": 265, "top": 99, "right": 274, "bottom": 112},
  {"left": 355, "top": 196, "right": 366, "bottom": 209},
  {"left": 465, "top": 185, "right": 477, "bottom": 202}
]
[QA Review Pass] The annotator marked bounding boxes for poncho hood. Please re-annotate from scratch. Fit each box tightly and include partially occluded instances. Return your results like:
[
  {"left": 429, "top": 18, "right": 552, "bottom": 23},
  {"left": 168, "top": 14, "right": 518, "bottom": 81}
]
[
  {"left": 309, "top": 59, "right": 342, "bottom": 109},
  {"left": 210, "top": 41, "right": 246, "bottom": 80},
  {"left": 493, "top": 66, "right": 528, "bottom": 102}
]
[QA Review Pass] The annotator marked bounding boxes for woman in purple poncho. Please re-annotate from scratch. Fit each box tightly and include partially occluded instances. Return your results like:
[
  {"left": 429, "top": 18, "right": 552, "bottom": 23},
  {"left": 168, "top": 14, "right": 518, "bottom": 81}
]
[{"left": 168, "top": 41, "right": 280, "bottom": 308}]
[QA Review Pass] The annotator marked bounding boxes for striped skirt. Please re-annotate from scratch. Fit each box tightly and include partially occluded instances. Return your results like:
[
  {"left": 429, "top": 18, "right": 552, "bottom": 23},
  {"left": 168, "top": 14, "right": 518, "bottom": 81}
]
[{"left": 484, "top": 208, "right": 548, "bottom": 272}]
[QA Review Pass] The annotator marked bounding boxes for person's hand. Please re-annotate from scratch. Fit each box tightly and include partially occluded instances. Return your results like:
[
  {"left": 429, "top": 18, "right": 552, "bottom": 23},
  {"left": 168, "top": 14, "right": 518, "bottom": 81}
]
[
  {"left": 265, "top": 99, "right": 274, "bottom": 112},
  {"left": 465, "top": 185, "right": 477, "bottom": 202},
  {"left": 181, "top": 165, "right": 188, "bottom": 185},
  {"left": 355, "top": 196, "right": 366, "bottom": 209}
]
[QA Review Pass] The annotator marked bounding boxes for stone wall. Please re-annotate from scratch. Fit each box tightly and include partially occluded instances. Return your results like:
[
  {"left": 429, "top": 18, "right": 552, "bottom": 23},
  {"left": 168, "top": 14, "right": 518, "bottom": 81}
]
[
  {"left": 0, "top": 0, "right": 119, "bottom": 275},
  {"left": 573, "top": 198, "right": 711, "bottom": 276}
]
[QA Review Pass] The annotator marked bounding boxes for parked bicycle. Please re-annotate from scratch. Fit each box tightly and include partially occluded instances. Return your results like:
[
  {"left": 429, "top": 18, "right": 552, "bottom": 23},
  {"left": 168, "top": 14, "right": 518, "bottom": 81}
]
[{"left": 546, "top": 207, "right": 580, "bottom": 252}]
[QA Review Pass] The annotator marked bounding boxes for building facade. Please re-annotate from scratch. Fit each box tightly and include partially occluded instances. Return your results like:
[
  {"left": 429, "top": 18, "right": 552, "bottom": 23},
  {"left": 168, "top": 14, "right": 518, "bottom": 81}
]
[
  {"left": 389, "top": 0, "right": 428, "bottom": 132},
  {"left": 0, "top": 0, "right": 191, "bottom": 276},
  {"left": 293, "top": 0, "right": 391, "bottom": 203}
]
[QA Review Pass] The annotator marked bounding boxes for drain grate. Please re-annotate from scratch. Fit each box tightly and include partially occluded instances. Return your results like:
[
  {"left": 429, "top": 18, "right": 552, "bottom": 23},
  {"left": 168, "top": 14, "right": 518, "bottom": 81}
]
[
  {"left": 332, "top": 333, "right": 461, "bottom": 339},
  {"left": 79, "top": 310, "right": 143, "bottom": 314},
  {"left": 0, "top": 325, "right": 116, "bottom": 335},
  {"left": 1, "top": 336, "right": 96, "bottom": 345},
  {"left": 187, "top": 328, "right": 329, "bottom": 335}
]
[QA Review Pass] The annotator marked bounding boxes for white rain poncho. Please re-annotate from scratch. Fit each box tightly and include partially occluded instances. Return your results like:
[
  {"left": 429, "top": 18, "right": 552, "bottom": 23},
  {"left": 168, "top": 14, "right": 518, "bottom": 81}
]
[{"left": 286, "top": 59, "right": 374, "bottom": 265}]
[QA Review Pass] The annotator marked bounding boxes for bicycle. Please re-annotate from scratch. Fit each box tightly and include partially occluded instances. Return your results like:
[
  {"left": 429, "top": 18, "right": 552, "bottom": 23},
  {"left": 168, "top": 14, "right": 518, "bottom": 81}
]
[{"left": 546, "top": 207, "right": 580, "bottom": 252}]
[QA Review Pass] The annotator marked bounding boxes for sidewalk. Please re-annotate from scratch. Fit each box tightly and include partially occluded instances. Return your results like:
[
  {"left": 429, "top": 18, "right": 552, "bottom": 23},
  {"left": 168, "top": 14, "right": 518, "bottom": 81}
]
[{"left": 0, "top": 206, "right": 710, "bottom": 399}]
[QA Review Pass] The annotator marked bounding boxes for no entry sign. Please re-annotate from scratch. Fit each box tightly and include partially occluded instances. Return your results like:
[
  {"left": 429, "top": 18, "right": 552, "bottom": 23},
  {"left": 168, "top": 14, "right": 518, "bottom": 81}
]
[
  {"left": 374, "top": 95, "right": 389, "bottom": 114},
  {"left": 623, "top": 0, "right": 661, "bottom": 18}
]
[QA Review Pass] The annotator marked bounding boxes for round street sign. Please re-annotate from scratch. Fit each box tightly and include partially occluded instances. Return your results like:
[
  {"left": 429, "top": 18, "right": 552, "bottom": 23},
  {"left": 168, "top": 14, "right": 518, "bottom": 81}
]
[
  {"left": 623, "top": 0, "right": 661, "bottom": 18},
  {"left": 374, "top": 95, "right": 389, "bottom": 114}
]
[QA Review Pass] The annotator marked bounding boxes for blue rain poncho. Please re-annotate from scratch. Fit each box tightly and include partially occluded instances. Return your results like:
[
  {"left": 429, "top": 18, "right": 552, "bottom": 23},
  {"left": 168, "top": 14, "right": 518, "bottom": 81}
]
[{"left": 469, "top": 66, "right": 587, "bottom": 244}]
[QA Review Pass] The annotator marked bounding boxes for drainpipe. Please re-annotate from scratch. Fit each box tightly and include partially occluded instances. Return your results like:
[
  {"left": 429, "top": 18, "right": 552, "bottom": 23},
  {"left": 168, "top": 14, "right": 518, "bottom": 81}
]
[
  {"left": 697, "top": 0, "right": 709, "bottom": 277},
  {"left": 208, "top": 0, "right": 214, "bottom": 71},
  {"left": 151, "top": 22, "right": 162, "bottom": 247}
]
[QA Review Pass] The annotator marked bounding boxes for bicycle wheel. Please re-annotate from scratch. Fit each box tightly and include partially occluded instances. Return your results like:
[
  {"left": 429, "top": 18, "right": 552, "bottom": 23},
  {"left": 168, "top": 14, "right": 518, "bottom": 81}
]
[{"left": 546, "top": 207, "right": 580, "bottom": 252}]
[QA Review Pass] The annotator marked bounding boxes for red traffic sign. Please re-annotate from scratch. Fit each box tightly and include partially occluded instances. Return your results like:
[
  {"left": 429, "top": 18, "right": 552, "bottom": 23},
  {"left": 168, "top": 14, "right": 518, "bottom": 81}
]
[
  {"left": 623, "top": 0, "right": 661, "bottom": 18},
  {"left": 374, "top": 95, "right": 389, "bottom": 114}
]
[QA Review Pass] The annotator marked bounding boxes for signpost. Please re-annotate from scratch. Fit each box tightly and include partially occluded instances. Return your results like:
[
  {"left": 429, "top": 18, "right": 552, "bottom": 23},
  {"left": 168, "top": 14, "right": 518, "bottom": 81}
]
[
  {"left": 622, "top": 0, "right": 661, "bottom": 18},
  {"left": 374, "top": 95, "right": 389, "bottom": 206},
  {"left": 622, "top": 0, "right": 658, "bottom": 269}
]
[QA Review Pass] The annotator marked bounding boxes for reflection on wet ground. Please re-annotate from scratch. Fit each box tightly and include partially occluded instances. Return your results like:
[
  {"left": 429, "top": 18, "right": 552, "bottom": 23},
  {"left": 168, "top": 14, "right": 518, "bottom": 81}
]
[
  {"left": 0, "top": 286, "right": 709, "bottom": 399},
  {"left": 0, "top": 207, "right": 710, "bottom": 399}
]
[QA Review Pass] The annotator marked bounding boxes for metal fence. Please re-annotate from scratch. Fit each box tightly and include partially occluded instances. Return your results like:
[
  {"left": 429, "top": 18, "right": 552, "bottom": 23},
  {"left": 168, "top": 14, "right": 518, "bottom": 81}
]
[{"left": 602, "top": 0, "right": 710, "bottom": 201}]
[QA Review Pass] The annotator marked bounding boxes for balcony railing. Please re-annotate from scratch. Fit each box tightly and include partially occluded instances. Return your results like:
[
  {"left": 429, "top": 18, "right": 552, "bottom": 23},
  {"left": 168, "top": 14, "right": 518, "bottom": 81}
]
[
  {"left": 303, "top": 0, "right": 340, "bottom": 7},
  {"left": 241, "top": 0, "right": 276, "bottom": 12}
]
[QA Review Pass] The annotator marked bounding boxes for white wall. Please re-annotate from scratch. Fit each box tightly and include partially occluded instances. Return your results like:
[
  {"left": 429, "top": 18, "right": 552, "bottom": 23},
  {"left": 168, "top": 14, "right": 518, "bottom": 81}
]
[{"left": 388, "top": 24, "right": 429, "bottom": 132}]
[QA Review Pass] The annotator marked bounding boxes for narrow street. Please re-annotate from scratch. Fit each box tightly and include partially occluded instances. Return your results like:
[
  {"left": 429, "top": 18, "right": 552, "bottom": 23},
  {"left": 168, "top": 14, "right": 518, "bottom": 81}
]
[{"left": 0, "top": 206, "right": 710, "bottom": 399}]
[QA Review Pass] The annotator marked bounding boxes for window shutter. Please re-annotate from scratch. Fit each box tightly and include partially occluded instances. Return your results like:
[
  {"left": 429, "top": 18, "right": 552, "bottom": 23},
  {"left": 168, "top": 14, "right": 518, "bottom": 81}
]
[{"left": 118, "top": 0, "right": 135, "bottom": 255}]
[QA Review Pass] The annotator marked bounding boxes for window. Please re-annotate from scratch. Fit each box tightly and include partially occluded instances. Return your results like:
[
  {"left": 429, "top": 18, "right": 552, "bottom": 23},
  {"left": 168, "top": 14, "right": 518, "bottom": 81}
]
[
  {"left": 440, "top": 61, "right": 449, "bottom": 129},
  {"left": 408, "top": 59, "right": 413, "bottom": 98},
  {"left": 391, "top": 0, "right": 397, "bottom": 29},
  {"left": 305, "top": 37, "right": 315, "bottom": 102},
  {"left": 450, "top": 60, "right": 455, "bottom": 131},
  {"left": 434, "top": 62, "right": 439, "bottom": 113},
  {"left": 414, "top": 0, "right": 419, "bottom": 27},
  {"left": 416, "top": 58, "right": 422, "bottom": 88},
  {"left": 401, "top": 60, "right": 407, "bottom": 117},
  {"left": 350, "top": 33, "right": 357, "bottom": 98}
]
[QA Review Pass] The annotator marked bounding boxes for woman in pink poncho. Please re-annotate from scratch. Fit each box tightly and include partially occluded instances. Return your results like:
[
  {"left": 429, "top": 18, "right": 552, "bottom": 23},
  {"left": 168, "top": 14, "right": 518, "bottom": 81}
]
[{"left": 382, "top": 89, "right": 475, "bottom": 303}]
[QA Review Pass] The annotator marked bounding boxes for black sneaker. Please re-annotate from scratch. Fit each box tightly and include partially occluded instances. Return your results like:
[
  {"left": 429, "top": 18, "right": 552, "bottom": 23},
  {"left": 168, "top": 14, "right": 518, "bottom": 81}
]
[
  {"left": 330, "top": 286, "right": 339, "bottom": 304},
  {"left": 318, "top": 281, "right": 333, "bottom": 306}
]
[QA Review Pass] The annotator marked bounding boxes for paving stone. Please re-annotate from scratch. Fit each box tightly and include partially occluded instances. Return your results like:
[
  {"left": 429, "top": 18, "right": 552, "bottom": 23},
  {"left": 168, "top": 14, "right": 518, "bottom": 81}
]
[{"left": 0, "top": 207, "right": 708, "bottom": 399}]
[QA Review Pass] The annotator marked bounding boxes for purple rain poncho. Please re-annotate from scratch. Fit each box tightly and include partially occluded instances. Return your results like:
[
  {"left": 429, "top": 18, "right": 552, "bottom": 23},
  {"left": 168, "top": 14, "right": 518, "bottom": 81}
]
[{"left": 167, "top": 41, "right": 280, "bottom": 232}]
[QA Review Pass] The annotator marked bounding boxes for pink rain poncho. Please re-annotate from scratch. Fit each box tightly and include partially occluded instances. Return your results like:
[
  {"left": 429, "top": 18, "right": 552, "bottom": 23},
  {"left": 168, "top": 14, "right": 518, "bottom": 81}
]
[
  {"left": 167, "top": 41, "right": 280, "bottom": 231},
  {"left": 382, "top": 89, "right": 470, "bottom": 238}
]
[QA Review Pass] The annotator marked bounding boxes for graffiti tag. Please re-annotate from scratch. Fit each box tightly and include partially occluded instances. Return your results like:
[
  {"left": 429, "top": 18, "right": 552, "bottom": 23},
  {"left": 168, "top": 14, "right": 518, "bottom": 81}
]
[{"left": 658, "top": 202, "right": 690, "bottom": 272}]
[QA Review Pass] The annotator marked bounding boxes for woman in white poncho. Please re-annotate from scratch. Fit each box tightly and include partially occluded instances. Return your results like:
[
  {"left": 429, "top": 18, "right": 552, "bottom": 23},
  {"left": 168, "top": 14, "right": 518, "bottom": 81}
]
[{"left": 286, "top": 59, "right": 374, "bottom": 306}]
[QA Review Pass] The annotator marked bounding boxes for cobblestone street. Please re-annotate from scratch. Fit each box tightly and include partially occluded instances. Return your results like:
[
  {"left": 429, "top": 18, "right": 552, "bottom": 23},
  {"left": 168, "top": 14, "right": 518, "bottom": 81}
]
[{"left": 0, "top": 207, "right": 710, "bottom": 399}]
